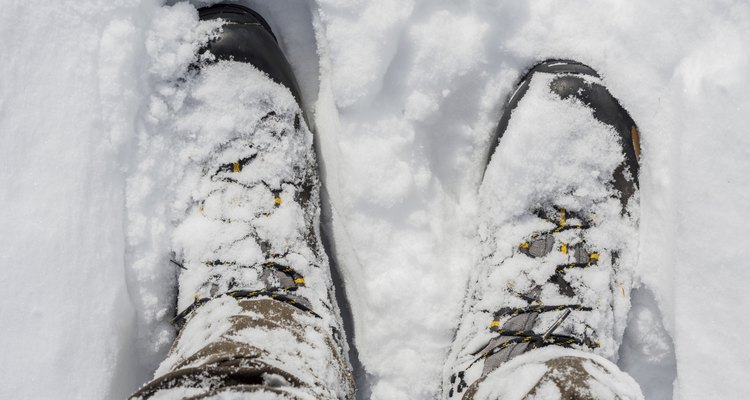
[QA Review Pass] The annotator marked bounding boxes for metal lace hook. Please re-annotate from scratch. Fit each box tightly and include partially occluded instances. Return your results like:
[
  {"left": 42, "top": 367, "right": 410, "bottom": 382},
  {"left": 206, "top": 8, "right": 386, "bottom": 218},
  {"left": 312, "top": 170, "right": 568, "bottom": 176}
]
[{"left": 542, "top": 308, "right": 572, "bottom": 340}]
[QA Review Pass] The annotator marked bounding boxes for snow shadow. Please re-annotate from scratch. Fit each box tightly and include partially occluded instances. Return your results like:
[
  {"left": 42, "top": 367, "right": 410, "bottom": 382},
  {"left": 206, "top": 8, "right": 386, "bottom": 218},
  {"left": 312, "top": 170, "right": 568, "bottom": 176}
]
[{"left": 619, "top": 287, "right": 677, "bottom": 400}]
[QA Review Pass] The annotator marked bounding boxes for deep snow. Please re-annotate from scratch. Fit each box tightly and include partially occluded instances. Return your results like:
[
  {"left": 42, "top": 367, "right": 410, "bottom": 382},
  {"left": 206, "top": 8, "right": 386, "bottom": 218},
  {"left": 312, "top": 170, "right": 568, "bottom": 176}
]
[{"left": 1, "top": 0, "right": 749, "bottom": 399}]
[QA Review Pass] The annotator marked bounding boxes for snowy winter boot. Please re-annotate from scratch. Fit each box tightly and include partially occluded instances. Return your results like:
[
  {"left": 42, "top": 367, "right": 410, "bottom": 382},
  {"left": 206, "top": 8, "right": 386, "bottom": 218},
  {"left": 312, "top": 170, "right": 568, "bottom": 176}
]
[
  {"left": 130, "top": 4, "right": 354, "bottom": 399},
  {"left": 444, "top": 60, "right": 644, "bottom": 400}
]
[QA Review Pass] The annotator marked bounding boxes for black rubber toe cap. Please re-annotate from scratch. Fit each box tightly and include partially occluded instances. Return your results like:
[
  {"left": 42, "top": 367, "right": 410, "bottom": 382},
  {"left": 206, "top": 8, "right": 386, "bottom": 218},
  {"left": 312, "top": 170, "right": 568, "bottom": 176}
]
[
  {"left": 527, "top": 59, "right": 600, "bottom": 77},
  {"left": 198, "top": 4, "right": 276, "bottom": 40},
  {"left": 485, "top": 60, "right": 640, "bottom": 204},
  {"left": 198, "top": 4, "right": 303, "bottom": 103}
]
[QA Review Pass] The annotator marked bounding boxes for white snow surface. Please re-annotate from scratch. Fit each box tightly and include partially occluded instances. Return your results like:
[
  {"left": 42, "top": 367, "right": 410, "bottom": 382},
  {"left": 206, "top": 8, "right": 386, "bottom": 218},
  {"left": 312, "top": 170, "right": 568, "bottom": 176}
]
[{"left": 1, "top": 0, "right": 750, "bottom": 399}]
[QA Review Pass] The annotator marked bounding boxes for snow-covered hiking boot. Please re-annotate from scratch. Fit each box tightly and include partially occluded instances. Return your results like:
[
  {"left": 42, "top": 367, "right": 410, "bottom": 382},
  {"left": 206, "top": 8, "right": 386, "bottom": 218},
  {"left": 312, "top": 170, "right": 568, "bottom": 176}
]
[
  {"left": 444, "top": 60, "right": 644, "bottom": 400},
  {"left": 130, "top": 4, "right": 354, "bottom": 400}
]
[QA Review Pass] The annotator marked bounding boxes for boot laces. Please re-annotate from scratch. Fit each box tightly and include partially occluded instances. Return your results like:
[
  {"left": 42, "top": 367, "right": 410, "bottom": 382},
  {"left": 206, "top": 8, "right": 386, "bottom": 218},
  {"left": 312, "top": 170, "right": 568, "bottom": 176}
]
[
  {"left": 450, "top": 208, "right": 603, "bottom": 396},
  {"left": 173, "top": 112, "right": 320, "bottom": 328},
  {"left": 485, "top": 208, "right": 601, "bottom": 350}
]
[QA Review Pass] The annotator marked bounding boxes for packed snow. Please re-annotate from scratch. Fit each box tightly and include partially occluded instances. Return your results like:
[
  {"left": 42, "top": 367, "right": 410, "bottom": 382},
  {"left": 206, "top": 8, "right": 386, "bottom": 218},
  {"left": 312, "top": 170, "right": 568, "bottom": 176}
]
[{"left": 1, "top": 0, "right": 750, "bottom": 399}]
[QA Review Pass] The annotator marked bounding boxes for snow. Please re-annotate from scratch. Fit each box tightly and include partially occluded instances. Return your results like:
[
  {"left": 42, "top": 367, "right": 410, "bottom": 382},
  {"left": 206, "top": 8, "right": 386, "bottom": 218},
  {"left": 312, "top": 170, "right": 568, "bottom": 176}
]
[{"left": 1, "top": 0, "right": 750, "bottom": 399}]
